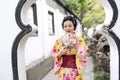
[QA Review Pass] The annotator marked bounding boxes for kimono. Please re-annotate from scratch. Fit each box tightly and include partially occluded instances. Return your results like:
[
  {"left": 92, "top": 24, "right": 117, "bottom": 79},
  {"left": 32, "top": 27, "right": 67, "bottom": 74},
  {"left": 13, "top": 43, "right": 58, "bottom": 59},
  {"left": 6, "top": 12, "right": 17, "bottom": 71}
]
[{"left": 51, "top": 36, "right": 88, "bottom": 80}]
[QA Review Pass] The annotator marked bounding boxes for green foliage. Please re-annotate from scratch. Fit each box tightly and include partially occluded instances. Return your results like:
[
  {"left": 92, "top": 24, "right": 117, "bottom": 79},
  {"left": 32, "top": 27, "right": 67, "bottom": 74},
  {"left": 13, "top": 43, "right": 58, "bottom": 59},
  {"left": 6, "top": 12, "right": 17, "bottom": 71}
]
[
  {"left": 92, "top": 55, "right": 98, "bottom": 72},
  {"left": 63, "top": 0, "right": 105, "bottom": 28},
  {"left": 79, "top": 0, "right": 88, "bottom": 11},
  {"left": 94, "top": 71, "right": 110, "bottom": 80},
  {"left": 82, "top": 0, "right": 105, "bottom": 28},
  {"left": 82, "top": 17, "right": 94, "bottom": 28},
  {"left": 64, "top": 0, "right": 88, "bottom": 17},
  {"left": 92, "top": 55, "right": 110, "bottom": 80}
]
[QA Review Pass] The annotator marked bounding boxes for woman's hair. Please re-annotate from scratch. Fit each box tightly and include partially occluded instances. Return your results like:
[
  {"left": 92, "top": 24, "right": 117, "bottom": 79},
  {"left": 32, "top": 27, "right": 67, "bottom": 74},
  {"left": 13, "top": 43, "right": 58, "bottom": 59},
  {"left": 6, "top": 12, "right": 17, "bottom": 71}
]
[{"left": 62, "top": 15, "right": 77, "bottom": 30}]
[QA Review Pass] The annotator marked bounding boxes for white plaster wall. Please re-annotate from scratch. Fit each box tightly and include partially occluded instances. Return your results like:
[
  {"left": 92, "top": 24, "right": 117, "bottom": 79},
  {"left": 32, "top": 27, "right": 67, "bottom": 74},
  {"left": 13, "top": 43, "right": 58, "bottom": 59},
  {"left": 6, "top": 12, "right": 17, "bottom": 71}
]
[
  {"left": 25, "top": 0, "right": 82, "bottom": 66},
  {"left": 25, "top": 0, "right": 46, "bottom": 66},
  {"left": 111, "top": 0, "right": 120, "bottom": 80},
  {"left": 0, "top": 0, "right": 20, "bottom": 80},
  {"left": 24, "top": 0, "right": 66, "bottom": 66},
  {"left": 112, "top": 0, "right": 120, "bottom": 39}
]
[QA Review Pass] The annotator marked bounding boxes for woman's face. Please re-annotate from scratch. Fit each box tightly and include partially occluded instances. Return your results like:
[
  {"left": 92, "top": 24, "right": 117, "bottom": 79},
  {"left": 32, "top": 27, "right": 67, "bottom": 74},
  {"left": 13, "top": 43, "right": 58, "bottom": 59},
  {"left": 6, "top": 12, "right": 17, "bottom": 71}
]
[{"left": 63, "top": 20, "right": 74, "bottom": 33}]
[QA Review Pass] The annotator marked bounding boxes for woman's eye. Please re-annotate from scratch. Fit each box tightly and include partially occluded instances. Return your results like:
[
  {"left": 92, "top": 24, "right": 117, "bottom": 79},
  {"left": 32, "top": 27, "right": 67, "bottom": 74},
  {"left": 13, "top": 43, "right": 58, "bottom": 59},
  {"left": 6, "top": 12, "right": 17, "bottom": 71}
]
[
  {"left": 69, "top": 25, "right": 72, "bottom": 27},
  {"left": 64, "top": 26, "right": 67, "bottom": 28}
]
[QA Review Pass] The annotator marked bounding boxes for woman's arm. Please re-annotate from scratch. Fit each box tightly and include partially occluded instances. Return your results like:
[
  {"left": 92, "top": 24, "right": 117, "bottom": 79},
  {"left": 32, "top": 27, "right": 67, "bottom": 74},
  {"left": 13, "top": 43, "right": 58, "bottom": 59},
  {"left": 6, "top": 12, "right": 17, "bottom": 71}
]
[
  {"left": 77, "top": 37, "right": 88, "bottom": 56},
  {"left": 51, "top": 39, "right": 67, "bottom": 58}
]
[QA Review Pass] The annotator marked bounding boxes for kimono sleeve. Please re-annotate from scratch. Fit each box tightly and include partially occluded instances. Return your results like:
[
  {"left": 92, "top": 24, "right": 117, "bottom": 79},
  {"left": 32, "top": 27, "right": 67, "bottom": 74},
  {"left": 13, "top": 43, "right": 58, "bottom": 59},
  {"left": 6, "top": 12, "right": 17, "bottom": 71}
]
[
  {"left": 76, "top": 37, "right": 88, "bottom": 73},
  {"left": 77, "top": 37, "right": 88, "bottom": 56},
  {"left": 51, "top": 39, "right": 63, "bottom": 74},
  {"left": 51, "top": 39, "right": 62, "bottom": 58}
]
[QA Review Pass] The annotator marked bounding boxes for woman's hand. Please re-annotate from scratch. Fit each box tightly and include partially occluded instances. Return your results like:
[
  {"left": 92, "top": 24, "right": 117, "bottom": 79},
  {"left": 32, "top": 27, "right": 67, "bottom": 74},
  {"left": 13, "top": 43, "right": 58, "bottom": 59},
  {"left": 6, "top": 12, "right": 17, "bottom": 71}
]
[{"left": 59, "top": 46, "right": 67, "bottom": 56}]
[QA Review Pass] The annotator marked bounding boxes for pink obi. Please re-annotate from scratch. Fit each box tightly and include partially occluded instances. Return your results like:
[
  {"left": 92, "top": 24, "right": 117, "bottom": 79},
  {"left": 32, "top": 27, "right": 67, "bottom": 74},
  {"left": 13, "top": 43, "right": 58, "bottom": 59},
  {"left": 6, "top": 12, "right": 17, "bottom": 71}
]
[{"left": 61, "top": 55, "right": 77, "bottom": 69}]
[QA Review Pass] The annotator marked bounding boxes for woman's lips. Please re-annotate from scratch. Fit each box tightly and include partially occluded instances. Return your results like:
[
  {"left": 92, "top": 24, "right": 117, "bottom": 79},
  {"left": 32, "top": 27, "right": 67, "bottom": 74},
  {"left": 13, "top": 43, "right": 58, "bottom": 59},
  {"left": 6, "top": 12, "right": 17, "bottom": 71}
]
[{"left": 66, "top": 30, "right": 71, "bottom": 32}]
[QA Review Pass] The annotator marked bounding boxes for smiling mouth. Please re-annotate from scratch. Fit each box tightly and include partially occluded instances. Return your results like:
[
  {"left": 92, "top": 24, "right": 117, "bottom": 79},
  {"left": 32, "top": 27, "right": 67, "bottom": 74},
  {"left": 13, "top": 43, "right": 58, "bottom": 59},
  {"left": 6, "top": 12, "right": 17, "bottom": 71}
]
[
  {"left": 67, "top": 31, "right": 70, "bottom": 32},
  {"left": 66, "top": 30, "right": 71, "bottom": 32}
]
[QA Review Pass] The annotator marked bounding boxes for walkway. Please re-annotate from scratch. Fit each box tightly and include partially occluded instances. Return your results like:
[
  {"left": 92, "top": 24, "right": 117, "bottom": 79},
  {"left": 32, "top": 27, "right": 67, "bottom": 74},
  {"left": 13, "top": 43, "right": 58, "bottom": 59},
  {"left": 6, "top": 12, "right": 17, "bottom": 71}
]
[
  {"left": 42, "top": 56, "right": 94, "bottom": 80},
  {"left": 84, "top": 56, "right": 94, "bottom": 80}
]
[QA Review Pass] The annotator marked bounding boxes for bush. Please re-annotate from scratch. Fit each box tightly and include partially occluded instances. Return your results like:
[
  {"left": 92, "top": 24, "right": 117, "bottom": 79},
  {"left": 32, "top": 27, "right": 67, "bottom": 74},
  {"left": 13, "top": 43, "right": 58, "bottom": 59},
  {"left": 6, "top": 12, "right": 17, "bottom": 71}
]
[
  {"left": 94, "top": 71, "right": 110, "bottom": 80},
  {"left": 92, "top": 56, "right": 110, "bottom": 80}
]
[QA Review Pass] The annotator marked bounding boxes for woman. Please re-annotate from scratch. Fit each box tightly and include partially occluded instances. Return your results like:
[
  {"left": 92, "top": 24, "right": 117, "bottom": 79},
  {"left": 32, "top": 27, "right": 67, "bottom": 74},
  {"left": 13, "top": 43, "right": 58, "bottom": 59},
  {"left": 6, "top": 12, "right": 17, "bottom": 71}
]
[{"left": 51, "top": 15, "right": 88, "bottom": 80}]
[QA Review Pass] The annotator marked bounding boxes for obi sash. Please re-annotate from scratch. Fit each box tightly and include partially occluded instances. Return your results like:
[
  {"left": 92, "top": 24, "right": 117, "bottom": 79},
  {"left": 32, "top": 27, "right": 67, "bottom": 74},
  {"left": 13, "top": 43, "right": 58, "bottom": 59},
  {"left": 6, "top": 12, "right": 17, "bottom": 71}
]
[{"left": 61, "top": 55, "right": 77, "bottom": 69}]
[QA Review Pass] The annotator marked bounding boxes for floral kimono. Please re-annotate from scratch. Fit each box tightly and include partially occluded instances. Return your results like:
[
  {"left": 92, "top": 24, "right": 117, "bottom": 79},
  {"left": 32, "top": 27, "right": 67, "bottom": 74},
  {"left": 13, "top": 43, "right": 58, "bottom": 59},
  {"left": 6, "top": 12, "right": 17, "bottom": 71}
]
[{"left": 51, "top": 36, "right": 88, "bottom": 80}]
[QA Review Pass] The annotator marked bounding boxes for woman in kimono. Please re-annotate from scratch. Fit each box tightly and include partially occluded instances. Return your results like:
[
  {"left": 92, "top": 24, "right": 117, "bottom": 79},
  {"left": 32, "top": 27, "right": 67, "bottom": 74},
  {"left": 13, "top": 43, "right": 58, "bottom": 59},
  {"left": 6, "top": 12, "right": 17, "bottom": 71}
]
[{"left": 51, "top": 15, "right": 88, "bottom": 80}]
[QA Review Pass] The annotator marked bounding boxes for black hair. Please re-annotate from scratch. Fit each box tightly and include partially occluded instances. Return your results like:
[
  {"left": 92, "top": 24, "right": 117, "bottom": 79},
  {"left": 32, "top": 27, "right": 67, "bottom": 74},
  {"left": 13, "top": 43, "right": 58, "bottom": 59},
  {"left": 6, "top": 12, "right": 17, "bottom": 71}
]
[{"left": 62, "top": 15, "right": 77, "bottom": 30}]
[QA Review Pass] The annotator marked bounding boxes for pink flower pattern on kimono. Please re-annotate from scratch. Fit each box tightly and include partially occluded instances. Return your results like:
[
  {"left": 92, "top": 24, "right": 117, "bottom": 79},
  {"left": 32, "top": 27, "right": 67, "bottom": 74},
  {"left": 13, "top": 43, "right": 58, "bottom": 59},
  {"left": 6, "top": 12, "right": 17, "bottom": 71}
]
[
  {"left": 75, "top": 38, "right": 87, "bottom": 76},
  {"left": 58, "top": 67, "right": 81, "bottom": 80}
]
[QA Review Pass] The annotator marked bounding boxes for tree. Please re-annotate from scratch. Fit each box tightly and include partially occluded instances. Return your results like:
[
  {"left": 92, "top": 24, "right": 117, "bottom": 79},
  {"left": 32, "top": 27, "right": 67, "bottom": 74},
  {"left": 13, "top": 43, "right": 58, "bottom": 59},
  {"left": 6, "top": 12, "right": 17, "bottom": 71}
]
[
  {"left": 82, "top": 0, "right": 105, "bottom": 28},
  {"left": 64, "top": 0, "right": 88, "bottom": 19},
  {"left": 63, "top": 0, "right": 105, "bottom": 36}
]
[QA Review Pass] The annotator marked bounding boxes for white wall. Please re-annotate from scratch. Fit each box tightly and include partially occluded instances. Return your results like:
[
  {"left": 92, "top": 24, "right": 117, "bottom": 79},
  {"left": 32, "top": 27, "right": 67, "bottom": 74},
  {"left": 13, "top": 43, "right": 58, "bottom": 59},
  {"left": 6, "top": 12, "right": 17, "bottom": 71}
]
[
  {"left": 0, "top": 0, "right": 19, "bottom": 80},
  {"left": 112, "top": 0, "right": 120, "bottom": 39},
  {"left": 24, "top": 0, "right": 82, "bottom": 66},
  {"left": 111, "top": 0, "right": 120, "bottom": 79},
  {"left": 24, "top": 0, "right": 66, "bottom": 66}
]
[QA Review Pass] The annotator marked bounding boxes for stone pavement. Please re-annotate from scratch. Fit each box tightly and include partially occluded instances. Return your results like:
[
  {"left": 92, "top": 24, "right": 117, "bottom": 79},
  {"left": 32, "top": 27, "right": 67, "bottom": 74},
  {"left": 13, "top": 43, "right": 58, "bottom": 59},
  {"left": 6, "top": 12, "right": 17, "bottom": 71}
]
[
  {"left": 84, "top": 57, "right": 94, "bottom": 80},
  {"left": 42, "top": 56, "right": 94, "bottom": 80}
]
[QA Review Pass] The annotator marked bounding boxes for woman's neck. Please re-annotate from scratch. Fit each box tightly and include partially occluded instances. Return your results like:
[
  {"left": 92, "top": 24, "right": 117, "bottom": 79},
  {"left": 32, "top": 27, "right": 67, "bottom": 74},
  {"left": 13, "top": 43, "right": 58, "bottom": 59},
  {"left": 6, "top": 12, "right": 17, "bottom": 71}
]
[{"left": 65, "top": 31, "right": 75, "bottom": 34}]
